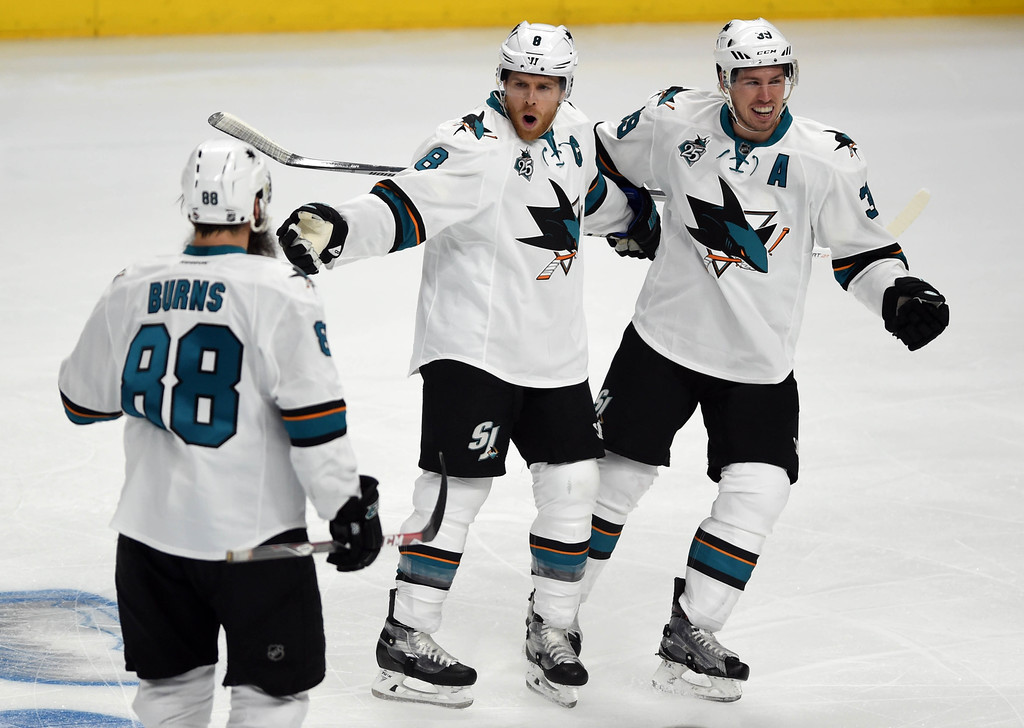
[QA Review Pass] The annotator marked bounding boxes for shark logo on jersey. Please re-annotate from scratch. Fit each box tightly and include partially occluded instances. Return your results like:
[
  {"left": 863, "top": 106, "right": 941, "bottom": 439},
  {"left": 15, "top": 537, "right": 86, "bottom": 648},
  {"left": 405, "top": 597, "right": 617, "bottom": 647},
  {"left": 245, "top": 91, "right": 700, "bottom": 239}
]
[
  {"left": 686, "top": 176, "right": 786, "bottom": 275},
  {"left": 515, "top": 148, "right": 534, "bottom": 181},
  {"left": 456, "top": 112, "right": 496, "bottom": 140},
  {"left": 516, "top": 179, "right": 581, "bottom": 280},
  {"left": 657, "top": 86, "right": 691, "bottom": 109},
  {"left": 826, "top": 129, "right": 859, "bottom": 158},
  {"left": 678, "top": 134, "right": 710, "bottom": 167}
]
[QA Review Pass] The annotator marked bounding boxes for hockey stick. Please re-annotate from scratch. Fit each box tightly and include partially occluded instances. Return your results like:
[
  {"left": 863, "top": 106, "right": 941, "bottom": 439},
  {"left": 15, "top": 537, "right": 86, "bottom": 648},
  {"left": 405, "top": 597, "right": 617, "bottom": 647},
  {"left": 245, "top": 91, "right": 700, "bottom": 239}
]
[
  {"left": 208, "top": 110, "right": 672, "bottom": 198},
  {"left": 225, "top": 455, "right": 449, "bottom": 563},
  {"left": 208, "top": 112, "right": 928, "bottom": 243},
  {"left": 209, "top": 112, "right": 405, "bottom": 177}
]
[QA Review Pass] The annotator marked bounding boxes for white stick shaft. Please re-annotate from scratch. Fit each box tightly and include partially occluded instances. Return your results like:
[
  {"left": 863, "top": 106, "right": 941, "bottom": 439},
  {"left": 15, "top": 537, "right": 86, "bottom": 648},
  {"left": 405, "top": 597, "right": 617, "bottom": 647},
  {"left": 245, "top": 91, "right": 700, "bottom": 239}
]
[
  {"left": 884, "top": 188, "right": 930, "bottom": 238},
  {"left": 208, "top": 112, "right": 928, "bottom": 255}
]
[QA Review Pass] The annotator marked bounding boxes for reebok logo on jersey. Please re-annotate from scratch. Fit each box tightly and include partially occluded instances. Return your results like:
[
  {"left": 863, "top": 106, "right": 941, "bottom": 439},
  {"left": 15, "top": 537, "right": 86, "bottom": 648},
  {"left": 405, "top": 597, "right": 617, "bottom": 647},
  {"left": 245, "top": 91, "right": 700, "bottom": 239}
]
[{"left": 686, "top": 176, "right": 790, "bottom": 276}]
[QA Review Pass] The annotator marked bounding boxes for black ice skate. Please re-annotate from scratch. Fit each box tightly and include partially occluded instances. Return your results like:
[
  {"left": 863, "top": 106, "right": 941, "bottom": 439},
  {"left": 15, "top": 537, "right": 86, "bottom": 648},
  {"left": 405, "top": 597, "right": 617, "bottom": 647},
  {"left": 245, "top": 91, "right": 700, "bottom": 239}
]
[
  {"left": 524, "top": 611, "right": 588, "bottom": 709},
  {"left": 651, "top": 577, "right": 749, "bottom": 702},
  {"left": 371, "top": 593, "right": 477, "bottom": 709}
]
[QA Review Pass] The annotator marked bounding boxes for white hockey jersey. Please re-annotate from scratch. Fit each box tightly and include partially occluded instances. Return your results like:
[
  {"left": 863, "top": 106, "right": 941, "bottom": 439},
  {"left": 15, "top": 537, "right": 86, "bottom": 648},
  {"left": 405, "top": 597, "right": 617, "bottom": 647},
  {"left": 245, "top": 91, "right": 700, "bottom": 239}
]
[
  {"left": 596, "top": 87, "right": 911, "bottom": 384},
  {"left": 331, "top": 93, "right": 634, "bottom": 388},
  {"left": 59, "top": 245, "right": 360, "bottom": 560}
]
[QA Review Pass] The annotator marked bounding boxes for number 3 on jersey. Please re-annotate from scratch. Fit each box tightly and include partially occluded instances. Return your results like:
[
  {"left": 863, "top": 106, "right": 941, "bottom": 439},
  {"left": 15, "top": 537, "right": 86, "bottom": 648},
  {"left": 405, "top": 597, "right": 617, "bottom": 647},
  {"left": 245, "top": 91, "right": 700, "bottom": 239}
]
[{"left": 121, "top": 323, "right": 242, "bottom": 447}]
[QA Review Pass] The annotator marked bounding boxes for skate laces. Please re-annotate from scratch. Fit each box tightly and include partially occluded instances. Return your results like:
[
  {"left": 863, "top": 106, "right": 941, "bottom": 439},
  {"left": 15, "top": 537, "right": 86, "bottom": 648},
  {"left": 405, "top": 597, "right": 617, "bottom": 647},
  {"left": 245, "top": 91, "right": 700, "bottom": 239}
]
[
  {"left": 681, "top": 619, "right": 737, "bottom": 661},
  {"left": 392, "top": 624, "right": 459, "bottom": 668},
  {"left": 531, "top": 620, "right": 578, "bottom": 665}
]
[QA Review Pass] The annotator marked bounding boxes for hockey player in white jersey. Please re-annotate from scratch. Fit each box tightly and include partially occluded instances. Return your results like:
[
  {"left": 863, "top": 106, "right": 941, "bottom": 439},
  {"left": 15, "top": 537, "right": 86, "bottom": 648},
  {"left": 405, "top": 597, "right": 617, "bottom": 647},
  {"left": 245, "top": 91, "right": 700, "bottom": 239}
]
[
  {"left": 276, "top": 21, "right": 660, "bottom": 709},
  {"left": 578, "top": 18, "right": 950, "bottom": 702},
  {"left": 59, "top": 139, "right": 383, "bottom": 727}
]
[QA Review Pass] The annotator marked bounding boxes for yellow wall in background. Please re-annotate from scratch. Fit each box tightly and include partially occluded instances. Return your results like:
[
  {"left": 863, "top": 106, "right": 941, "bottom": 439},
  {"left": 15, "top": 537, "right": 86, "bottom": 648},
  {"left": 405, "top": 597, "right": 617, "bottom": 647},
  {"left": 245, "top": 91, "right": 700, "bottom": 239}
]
[{"left": 3, "top": 0, "right": 1022, "bottom": 39}]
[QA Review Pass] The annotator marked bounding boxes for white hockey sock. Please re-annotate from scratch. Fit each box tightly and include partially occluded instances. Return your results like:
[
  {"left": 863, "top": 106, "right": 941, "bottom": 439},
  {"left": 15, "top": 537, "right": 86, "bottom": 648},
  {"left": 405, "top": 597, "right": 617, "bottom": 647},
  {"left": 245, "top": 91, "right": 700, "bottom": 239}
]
[
  {"left": 529, "top": 460, "right": 599, "bottom": 628},
  {"left": 579, "top": 556, "right": 608, "bottom": 606},
  {"left": 393, "top": 581, "right": 449, "bottom": 634},
  {"left": 227, "top": 685, "right": 309, "bottom": 728},
  {"left": 595, "top": 452, "right": 658, "bottom": 521},
  {"left": 132, "top": 664, "right": 215, "bottom": 728},
  {"left": 680, "top": 462, "right": 790, "bottom": 631},
  {"left": 579, "top": 453, "right": 658, "bottom": 605},
  {"left": 391, "top": 472, "right": 492, "bottom": 633}
]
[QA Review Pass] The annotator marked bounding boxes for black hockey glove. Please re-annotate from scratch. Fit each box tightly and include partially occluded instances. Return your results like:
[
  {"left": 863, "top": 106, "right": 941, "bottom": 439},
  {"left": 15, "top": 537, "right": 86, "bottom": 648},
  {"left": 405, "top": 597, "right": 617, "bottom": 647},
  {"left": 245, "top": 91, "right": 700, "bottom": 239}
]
[
  {"left": 607, "top": 185, "right": 661, "bottom": 260},
  {"left": 882, "top": 276, "right": 949, "bottom": 351},
  {"left": 275, "top": 202, "right": 349, "bottom": 275},
  {"left": 326, "top": 475, "right": 383, "bottom": 572}
]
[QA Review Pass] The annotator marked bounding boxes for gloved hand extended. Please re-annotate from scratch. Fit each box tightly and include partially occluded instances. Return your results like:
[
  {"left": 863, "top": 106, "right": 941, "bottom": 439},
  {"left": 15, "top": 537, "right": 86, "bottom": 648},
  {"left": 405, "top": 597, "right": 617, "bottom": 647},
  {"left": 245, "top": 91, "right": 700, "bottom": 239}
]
[
  {"left": 276, "top": 202, "right": 348, "bottom": 274},
  {"left": 882, "top": 276, "right": 949, "bottom": 351}
]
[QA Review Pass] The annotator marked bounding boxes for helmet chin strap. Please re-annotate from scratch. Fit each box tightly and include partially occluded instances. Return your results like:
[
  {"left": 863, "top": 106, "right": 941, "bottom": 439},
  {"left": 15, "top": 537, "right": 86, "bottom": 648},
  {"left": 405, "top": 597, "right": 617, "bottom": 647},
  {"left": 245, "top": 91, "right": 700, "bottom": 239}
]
[
  {"left": 720, "top": 82, "right": 790, "bottom": 139},
  {"left": 250, "top": 197, "right": 269, "bottom": 233}
]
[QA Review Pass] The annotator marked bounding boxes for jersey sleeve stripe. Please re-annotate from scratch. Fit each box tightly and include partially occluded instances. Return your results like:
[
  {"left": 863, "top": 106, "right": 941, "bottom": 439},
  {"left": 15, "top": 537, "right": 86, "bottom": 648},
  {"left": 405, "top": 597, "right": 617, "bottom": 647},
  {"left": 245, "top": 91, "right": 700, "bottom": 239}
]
[
  {"left": 584, "top": 172, "right": 609, "bottom": 215},
  {"left": 280, "top": 399, "right": 347, "bottom": 446},
  {"left": 60, "top": 391, "right": 122, "bottom": 425},
  {"left": 831, "top": 243, "right": 908, "bottom": 289},
  {"left": 595, "top": 133, "right": 628, "bottom": 185},
  {"left": 370, "top": 179, "right": 427, "bottom": 253}
]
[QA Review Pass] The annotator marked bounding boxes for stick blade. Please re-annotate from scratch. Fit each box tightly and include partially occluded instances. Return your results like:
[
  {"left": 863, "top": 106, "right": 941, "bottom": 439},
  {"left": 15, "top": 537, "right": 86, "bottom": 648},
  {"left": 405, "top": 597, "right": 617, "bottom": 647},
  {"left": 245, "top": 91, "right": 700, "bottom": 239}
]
[{"left": 208, "top": 111, "right": 296, "bottom": 166}]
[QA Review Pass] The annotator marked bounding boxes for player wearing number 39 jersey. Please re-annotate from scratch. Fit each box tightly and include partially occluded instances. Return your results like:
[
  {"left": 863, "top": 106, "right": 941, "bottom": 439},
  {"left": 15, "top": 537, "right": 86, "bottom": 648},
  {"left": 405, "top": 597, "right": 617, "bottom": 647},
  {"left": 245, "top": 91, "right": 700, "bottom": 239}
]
[
  {"left": 578, "top": 18, "right": 950, "bottom": 703},
  {"left": 59, "top": 139, "right": 382, "bottom": 727}
]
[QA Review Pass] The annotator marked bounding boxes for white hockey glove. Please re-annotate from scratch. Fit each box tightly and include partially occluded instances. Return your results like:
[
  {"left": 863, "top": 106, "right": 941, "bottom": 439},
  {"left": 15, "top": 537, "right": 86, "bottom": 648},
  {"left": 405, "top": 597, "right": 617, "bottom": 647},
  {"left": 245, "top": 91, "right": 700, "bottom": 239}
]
[{"left": 275, "top": 202, "right": 348, "bottom": 274}]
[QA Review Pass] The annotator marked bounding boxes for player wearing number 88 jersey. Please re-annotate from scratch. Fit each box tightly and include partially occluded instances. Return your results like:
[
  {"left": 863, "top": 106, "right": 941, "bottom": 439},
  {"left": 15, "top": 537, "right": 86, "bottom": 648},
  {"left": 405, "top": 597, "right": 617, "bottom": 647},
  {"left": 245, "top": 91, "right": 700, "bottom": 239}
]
[{"left": 58, "top": 138, "right": 381, "bottom": 727}]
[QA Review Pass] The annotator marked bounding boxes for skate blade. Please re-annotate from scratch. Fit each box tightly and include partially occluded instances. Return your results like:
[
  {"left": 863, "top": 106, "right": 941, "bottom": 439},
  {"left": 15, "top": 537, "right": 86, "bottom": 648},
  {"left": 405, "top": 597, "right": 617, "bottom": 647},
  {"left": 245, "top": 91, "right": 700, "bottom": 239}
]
[
  {"left": 651, "top": 659, "right": 742, "bottom": 702},
  {"left": 525, "top": 663, "right": 579, "bottom": 708},
  {"left": 371, "top": 669, "right": 474, "bottom": 709}
]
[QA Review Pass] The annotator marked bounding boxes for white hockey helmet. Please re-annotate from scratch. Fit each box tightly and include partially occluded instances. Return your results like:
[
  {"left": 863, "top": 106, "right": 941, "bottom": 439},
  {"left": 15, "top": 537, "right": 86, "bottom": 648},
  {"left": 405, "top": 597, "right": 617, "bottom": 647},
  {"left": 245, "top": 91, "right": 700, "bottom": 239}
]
[
  {"left": 714, "top": 18, "right": 799, "bottom": 91},
  {"left": 496, "top": 21, "right": 578, "bottom": 100},
  {"left": 181, "top": 139, "right": 272, "bottom": 233}
]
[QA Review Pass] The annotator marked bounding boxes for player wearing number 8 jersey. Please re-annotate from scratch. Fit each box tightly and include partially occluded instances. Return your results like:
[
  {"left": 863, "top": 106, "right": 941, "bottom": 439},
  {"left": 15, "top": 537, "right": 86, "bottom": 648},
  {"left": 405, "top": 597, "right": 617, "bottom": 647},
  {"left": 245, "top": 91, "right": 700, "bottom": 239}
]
[
  {"left": 276, "top": 21, "right": 660, "bottom": 709},
  {"left": 59, "top": 138, "right": 382, "bottom": 727}
]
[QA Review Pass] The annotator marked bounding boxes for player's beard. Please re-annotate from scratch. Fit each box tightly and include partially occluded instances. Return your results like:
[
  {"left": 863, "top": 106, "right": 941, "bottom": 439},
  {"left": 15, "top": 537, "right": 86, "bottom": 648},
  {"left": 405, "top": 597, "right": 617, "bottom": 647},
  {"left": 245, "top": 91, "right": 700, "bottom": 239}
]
[{"left": 247, "top": 228, "right": 278, "bottom": 258}]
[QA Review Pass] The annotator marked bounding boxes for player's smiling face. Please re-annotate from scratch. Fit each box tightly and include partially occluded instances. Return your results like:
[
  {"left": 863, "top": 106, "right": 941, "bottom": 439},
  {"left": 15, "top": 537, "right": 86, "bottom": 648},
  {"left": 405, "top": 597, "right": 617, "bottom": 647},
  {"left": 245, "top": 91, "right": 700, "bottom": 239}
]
[
  {"left": 726, "top": 66, "right": 789, "bottom": 142},
  {"left": 504, "top": 71, "right": 564, "bottom": 142}
]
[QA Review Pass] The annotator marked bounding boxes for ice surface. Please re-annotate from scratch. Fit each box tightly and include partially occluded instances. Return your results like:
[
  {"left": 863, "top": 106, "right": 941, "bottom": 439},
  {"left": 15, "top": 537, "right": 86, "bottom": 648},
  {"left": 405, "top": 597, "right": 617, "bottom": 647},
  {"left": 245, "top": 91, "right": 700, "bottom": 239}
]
[{"left": 1, "top": 16, "right": 1022, "bottom": 727}]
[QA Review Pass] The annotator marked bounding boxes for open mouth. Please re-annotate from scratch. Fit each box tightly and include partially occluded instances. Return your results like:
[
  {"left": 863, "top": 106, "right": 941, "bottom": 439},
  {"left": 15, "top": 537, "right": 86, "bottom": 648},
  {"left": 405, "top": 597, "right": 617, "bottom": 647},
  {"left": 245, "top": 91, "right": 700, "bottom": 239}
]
[{"left": 522, "top": 114, "right": 538, "bottom": 127}]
